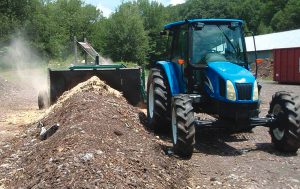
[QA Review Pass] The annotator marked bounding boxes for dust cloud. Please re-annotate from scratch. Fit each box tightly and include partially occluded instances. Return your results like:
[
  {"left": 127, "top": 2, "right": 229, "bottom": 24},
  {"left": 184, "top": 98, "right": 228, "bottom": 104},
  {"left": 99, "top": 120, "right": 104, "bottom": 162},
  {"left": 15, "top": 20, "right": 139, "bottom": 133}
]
[
  {"left": 99, "top": 56, "right": 113, "bottom": 65},
  {"left": 77, "top": 53, "right": 113, "bottom": 65},
  {"left": 0, "top": 37, "right": 48, "bottom": 93}
]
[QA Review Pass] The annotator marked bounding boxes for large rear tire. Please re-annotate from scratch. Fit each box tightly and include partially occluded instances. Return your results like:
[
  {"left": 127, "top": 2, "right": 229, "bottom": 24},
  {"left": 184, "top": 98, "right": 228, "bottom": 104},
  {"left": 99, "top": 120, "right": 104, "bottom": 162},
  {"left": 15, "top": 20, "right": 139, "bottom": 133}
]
[
  {"left": 147, "top": 67, "right": 171, "bottom": 133},
  {"left": 171, "top": 94, "right": 195, "bottom": 158},
  {"left": 269, "top": 91, "right": 300, "bottom": 153}
]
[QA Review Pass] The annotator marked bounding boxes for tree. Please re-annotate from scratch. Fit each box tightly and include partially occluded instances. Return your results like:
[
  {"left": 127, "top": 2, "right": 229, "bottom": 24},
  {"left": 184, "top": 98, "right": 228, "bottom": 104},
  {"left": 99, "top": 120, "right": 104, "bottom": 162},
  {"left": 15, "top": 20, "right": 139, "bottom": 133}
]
[
  {"left": 1, "top": 0, "right": 299, "bottom": 65},
  {"left": 182, "top": 0, "right": 235, "bottom": 19},
  {"left": 271, "top": 0, "right": 300, "bottom": 32},
  {"left": 135, "top": 0, "right": 169, "bottom": 63},
  {"left": 0, "top": 0, "right": 31, "bottom": 42},
  {"left": 231, "top": 0, "right": 263, "bottom": 34},
  {"left": 25, "top": 0, "right": 102, "bottom": 59},
  {"left": 104, "top": 3, "right": 149, "bottom": 65}
]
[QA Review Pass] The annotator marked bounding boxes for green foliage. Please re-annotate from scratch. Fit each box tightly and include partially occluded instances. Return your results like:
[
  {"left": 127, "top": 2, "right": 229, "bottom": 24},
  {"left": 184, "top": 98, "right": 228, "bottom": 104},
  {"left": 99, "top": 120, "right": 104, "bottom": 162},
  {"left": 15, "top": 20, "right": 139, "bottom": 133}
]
[
  {"left": 0, "top": 0, "right": 30, "bottom": 41},
  {"left": 232, "top": 0, "right": 263, "bottom": 34},
  {"left": 135, "top": 0, "right": 169, "bottom": 63},
  {"left": 271, "top": 0, "right": 300, "bottom": 31},
  {"left": 0, "top": 0, "right": 299, "bottom": 67},
  {"left": 48, "top": 56, "right": 75, "bottom": 69},
  {"left": 115, "top": 61, "right": 139, "bottom": 68},
  {"left": 103, "top": 2, "right": 149, "bottom": 66},
  {"left": 183, "top": 0, "right": 235, "bottom": 19},
  {"left": 27, "top": 0, "right": 102, "bottom": 58},
  {"left": 88, "top": 18, "right": 109, "bottom": 54},
  {"left": 257, "top": 22, "right": 273, "bottom": 34}
]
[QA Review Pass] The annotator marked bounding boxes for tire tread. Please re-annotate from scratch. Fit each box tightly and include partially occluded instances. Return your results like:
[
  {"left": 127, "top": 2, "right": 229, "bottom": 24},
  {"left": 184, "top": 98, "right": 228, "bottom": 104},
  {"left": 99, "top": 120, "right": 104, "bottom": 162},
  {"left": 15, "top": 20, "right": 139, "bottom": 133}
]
[{"left": 269, "top": 91, "right": 300, "bottom": 153}]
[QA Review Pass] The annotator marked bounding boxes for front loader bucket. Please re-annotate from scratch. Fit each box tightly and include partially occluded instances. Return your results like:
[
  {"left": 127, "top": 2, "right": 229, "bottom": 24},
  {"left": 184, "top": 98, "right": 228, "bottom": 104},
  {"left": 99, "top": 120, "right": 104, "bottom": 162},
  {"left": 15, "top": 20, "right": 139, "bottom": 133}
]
[{"left": 48, "top": 67, "right": 144, "bottom": 106}]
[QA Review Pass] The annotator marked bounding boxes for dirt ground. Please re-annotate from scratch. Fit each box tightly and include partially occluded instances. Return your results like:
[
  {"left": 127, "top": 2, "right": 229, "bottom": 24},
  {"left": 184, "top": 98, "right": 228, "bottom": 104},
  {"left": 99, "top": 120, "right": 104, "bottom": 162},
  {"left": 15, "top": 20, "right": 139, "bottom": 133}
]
[
  {"left": 0, "top": 76, "right": 43, "bottom": 146},
  {"left": 184, "top": 81, "right": 300, "bottom": 189},
  {"left": 0, "top": 76, "right": 187, "bottom": 188},
  {"left": 0, "top": 73, "right": 300, "bottom": 188}
]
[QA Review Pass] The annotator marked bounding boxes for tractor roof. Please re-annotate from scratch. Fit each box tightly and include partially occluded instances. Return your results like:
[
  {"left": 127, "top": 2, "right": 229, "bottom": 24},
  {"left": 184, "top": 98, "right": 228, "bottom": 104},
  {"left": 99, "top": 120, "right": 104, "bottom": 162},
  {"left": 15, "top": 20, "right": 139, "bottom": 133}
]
[{"left": 164, "top": 19, "right": 244, "bottom": 30}]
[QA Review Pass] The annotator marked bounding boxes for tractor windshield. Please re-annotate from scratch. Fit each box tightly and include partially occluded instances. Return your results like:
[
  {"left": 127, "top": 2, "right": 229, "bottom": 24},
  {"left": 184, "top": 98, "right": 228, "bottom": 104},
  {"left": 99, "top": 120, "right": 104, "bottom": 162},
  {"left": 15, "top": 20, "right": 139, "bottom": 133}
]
[{"left": 191, "top": 23, "right": 246, "bottom": 66}]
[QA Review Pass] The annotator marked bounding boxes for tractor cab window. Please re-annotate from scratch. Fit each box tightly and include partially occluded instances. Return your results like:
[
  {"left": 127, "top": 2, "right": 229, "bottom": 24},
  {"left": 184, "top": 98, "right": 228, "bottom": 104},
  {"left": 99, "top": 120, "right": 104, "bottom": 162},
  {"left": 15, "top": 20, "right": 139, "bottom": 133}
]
[
  {"left": 191, "top": 23, "right": 246, "bottom": 66},
  {"left": 171, "top": 25, "right": 188, "bottom": 64}
]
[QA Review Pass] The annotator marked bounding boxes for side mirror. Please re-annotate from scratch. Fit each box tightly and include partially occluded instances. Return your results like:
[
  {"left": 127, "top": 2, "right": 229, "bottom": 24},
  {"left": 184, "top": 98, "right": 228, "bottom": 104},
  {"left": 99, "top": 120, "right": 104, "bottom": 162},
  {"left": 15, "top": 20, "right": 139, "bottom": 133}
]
[{"left": 160, "top": 30, "right": 167, "bottom": 35}]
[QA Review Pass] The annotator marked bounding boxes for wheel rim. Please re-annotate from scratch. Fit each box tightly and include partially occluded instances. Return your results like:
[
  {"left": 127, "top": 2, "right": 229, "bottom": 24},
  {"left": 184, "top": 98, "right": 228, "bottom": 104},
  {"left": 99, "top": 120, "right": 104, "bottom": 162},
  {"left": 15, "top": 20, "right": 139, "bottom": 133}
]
[
  {"left": 148, "top": 83, "right": 154, "bottom": 119},
  {"left": 272, "top": 104, "right": 284, "bottom": 140},
  {"left": 172, "top": 107, "right": 177, "bottom": 145},
  {"left": 273, "top": 128, "right": 285, "bottom": 140}
]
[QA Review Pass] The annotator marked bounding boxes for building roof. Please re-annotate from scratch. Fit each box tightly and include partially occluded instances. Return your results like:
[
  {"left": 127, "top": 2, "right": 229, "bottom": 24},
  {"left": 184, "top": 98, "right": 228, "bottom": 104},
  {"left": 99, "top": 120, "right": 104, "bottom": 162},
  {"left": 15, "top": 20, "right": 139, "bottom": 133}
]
[
  {"left": 164, "top": 19, "right": 244, "bottom": 29},
  {"left": 245, "top": 29, "right": 300, "bottom": 52}
]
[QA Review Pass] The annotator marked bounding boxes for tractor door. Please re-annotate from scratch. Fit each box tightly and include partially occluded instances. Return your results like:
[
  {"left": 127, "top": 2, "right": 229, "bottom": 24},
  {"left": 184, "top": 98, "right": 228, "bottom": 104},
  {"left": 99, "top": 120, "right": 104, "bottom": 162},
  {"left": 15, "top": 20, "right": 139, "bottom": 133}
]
[
  {"left": 169, "top": 25, "right": 189, "bottom": 93},
  {"left": 171, "top": 25, "right": 188, "bottom": 65}
]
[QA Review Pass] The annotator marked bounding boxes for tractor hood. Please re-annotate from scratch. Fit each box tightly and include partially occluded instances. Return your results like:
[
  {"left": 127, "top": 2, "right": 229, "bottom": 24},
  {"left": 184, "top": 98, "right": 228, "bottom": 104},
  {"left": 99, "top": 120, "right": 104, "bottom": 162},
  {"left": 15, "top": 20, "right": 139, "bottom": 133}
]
[
  {"left": 204, "top": 61, "right": 257, "bottom": 102},
  {"left": 207, "top": 62, "right": 255, "bottom": 83}
]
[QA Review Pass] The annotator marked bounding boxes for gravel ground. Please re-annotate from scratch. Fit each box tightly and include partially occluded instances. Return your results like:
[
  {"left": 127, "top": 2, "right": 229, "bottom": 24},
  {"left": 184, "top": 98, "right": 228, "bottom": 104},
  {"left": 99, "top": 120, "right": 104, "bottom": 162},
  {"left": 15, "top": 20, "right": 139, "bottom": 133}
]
[
  {"left": 0, "top": 74, "right": 300, "bottom": 188},
  {"left": 183, "top": 81, "right": 300, "bottom": 189},
  {"left": 0, "top": 76, "right": 41, "bottom": 146},
  {"left": 0, "top": 77, "right": 188, "bottom": 188}
]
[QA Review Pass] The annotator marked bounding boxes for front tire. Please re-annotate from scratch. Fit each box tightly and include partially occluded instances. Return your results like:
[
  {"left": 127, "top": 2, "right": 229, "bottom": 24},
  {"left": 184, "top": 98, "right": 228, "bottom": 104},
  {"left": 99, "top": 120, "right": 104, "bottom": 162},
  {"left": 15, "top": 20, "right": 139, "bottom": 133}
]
[
  {"left": 147, "top": 67, "right": 171, "bottom": 133},
  {"left": 269, "top": 91, "right": 300, "bottom": 153},
  {"left": 171, "top": 94, "right": 195, "bottom": 158}
]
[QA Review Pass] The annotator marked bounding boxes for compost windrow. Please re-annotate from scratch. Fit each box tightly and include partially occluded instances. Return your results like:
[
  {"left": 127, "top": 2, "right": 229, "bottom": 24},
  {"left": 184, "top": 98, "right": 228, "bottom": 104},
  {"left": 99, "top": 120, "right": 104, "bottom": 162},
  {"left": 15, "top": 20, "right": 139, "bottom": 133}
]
[{"left": 0, "top": 76, "right": 187, "bottom": 188}]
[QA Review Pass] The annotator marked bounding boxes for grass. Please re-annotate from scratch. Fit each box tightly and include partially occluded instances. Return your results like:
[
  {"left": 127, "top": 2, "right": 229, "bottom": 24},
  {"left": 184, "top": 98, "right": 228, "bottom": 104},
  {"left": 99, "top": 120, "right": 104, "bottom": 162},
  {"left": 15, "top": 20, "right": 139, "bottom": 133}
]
[{"left": 48, "top": 56, "right": 74, "bottom": 69}]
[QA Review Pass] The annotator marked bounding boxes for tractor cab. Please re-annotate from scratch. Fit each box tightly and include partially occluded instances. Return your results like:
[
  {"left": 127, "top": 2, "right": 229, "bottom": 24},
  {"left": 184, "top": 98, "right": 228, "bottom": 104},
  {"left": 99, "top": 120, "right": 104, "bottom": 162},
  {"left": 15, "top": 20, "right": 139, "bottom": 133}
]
[
  {"left": 166, "top": 19, "right": 247, "bottom": 67},
  {"left": 163, "top": 19, "right": 258, "bottom": 114}
]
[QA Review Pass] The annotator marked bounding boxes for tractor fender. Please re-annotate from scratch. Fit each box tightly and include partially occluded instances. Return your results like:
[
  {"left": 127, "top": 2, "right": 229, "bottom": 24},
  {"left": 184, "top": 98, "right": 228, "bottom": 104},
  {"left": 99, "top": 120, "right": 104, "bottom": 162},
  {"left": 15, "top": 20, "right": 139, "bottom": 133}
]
[{"left": 156, "top": 61, "right": 181, "bottom": 96}]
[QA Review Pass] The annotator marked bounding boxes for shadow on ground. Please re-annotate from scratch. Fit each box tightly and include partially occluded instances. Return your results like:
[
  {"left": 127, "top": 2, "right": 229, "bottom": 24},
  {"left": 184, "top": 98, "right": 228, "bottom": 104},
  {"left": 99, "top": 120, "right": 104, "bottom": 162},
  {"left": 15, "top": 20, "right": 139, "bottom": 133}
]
[{"left": 138, "top": 111, "right": 297, "bottom": 158}]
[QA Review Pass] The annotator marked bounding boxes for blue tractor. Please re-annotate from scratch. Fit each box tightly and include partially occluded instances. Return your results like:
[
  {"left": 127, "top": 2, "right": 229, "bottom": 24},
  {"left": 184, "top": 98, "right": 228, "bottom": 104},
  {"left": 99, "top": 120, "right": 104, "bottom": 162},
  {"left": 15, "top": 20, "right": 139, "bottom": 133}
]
[{"left": 147, "top": 19, "right": 300, "bottom": 158}]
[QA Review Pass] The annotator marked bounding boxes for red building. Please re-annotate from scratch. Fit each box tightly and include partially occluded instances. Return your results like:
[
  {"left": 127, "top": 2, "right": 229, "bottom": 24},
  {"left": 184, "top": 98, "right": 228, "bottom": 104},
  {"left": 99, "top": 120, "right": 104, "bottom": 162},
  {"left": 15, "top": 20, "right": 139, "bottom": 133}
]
[{"left": 273, "top": 48, "right": 300, "bottom": 84}]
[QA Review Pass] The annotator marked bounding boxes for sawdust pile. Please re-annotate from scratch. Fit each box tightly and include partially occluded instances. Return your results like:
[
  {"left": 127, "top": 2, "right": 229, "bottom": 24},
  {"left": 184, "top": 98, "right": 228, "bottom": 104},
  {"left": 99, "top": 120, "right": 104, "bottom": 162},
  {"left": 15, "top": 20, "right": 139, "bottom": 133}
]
[
  {"left": 42, "top": 76, "right": 122, "bottom": 120},
  {"left": 0, "top": 76, "right": 188, "bottom": 188}
]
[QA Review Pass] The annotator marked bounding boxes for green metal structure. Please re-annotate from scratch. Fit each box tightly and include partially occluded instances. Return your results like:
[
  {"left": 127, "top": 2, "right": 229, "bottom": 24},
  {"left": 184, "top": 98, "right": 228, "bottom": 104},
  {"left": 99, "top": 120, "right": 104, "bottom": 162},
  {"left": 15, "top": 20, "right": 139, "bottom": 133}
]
[{"left": 38, "top": 38, "right": 145, "bottom": 109}]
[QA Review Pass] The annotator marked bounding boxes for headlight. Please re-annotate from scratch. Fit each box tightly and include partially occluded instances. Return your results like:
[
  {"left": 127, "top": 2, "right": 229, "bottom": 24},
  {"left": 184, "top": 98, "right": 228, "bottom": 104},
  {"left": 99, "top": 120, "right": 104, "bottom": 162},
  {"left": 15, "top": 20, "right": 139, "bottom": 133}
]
[
  {"left": 253, "top": 81, "right": 259, "bottom": 101},
  {"left": 226, "top": 80, "right": 236, "bottom": 101}
]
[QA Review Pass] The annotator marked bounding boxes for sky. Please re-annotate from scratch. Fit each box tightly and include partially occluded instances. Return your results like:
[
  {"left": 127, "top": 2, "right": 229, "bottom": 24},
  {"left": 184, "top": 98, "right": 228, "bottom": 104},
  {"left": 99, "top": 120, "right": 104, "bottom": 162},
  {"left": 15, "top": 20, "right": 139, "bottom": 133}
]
[{"left": 85, "top": 0, "right": 186, "bottom": 17}]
